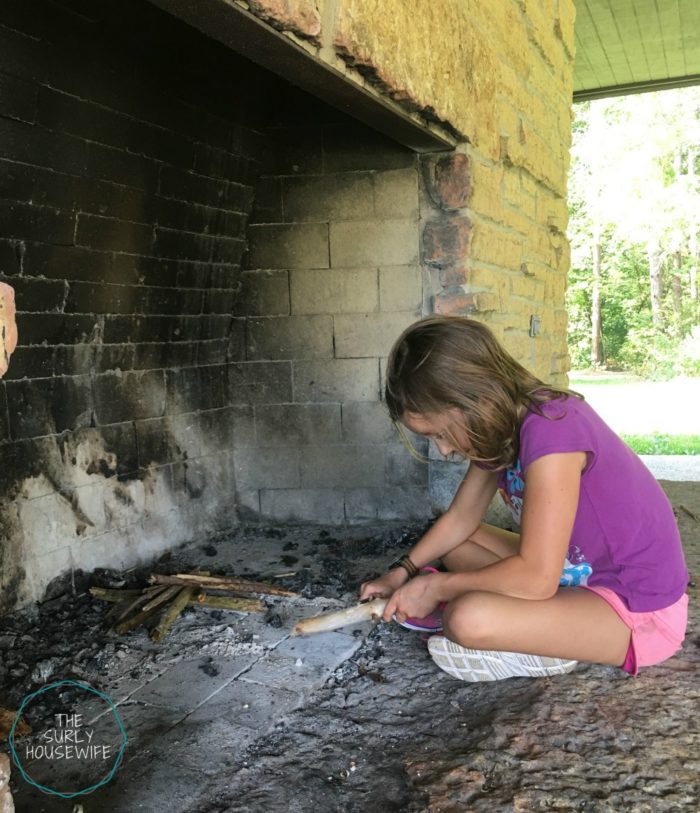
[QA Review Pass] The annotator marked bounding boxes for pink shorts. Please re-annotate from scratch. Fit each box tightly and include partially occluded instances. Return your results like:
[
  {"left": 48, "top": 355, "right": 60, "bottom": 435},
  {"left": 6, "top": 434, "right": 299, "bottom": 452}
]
[{"left": 581, "top": 586, "right": 689, "bottom": 676}]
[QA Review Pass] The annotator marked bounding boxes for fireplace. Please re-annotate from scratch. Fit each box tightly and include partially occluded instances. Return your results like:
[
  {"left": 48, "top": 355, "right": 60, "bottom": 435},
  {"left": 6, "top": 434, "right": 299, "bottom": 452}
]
[{"left": 0, "top": 0, "right": 464, "bottom": 614}]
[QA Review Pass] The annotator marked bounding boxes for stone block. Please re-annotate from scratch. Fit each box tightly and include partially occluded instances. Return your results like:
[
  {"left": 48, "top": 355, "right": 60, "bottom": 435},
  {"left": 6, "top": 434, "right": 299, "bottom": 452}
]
[
  {"left": 246, "top": 315, "right": 334, "bottom": 360},
  {"left": 236, "top": 488, "right": 260, "bottom": 517},
  {"left": 422, "top": 214, "right": 473, "bottom": 268},
  {"left": 169, "top": 452, "right": 238, "bottom": 528},
  {"left": 344, "top": 486, "right": 433, "bottom": 522},
  {"left": 242, "top": 632, "right": 360, "bottom": 691},
  {"left": 129, "top": 656, "right": 257, "bottom": 714},
  {"left": 186, "top": 677, "right": 303, "bottom": 727},
  {"left": 471, "top": 222, "right": 524, "bottom": 270},
  {"left": 379, "top": 265, "right": 423, "bottom": 312},
  {"left": 293, "top": 358, "right": 379, "bottom": 402},
  {"left": 300, "top": 445, "right": 384, "bottom": 488},
  {"left": 166, "top": 365, "right": 226, "bottom": 414},
  {"left": 384, "top": 444, "right": 429, "bottom": 487},
  {"left": 228, "top": 361, "right": 293, "bottom": 405},
  {"left": 283, "top": 173, "right": 373, "bottom": 222},
  {"left": 274, "top": 631, "right": 361, "bottom": 670},
  {"left": 290, "top": 267, "right": 378, "bottom": 314},
  {"left": 93, "top": 370, "right": 166, "bottom": 424},
  {"left": 255, "top": 403, "right": 341, "bottom": 446},
  {"left": 103, "top": 698, "right": 185, "bottom": 753},
  {"left": 437, "top": 264, "right": 470, "bottom": 288},
  {"left": 259, "top": 488, "right": 345, "bottom": 523},
  {"left": 249, "top": 175, "right": 283, "bottom": 223},
  {"left": 232, "top": 270, "right": 290, "bottom": 317},
  {"left": 265, "top": 125, "right": 324, "bottom": 175},
  {"left": 246, "top": 223, "right": 329, "bottom": 270},
  {"left": 233, "top": 446, "right": 300, "bottom": 489},
  {"left": 434, "top": 289, "right": 477, "bottom": 316},
  {"left": 341, "top": 401, "right": 395, "bottom": 444},
  {"left": 377, "top": 485, "right": 433, "bottom": 520},
  {"left": 334, "top": 312, "right": 416, "bottom": 358},
  {"left": 428, "top": 459, "right": 469, "bottom": 512},
  {"left": 422, "top": 152, "right": 472, "bottom": 211},
  {"left": 373, "top": 168, "right": 419, "bottom": 219},
  {"left": 330, "top": 220, "right": 419, "bottom": 268},
  {"left": 322, "top": 124, "right": 415, "bottom": 173}
]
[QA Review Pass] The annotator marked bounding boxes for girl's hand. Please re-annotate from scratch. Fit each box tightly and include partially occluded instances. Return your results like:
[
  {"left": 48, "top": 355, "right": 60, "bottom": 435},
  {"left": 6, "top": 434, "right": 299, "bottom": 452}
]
[
  {"left": 383, "top": 572, "right": 444, "bottom": 623},
  {"left": 359, "top": 568, "right": 408, "bottom": 601}
]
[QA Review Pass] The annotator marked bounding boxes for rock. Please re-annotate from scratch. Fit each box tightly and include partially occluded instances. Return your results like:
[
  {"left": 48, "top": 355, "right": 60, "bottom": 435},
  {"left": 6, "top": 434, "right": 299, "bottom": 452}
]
[{"left": 0, "top": 753, "right": 14, "bottom": 813}]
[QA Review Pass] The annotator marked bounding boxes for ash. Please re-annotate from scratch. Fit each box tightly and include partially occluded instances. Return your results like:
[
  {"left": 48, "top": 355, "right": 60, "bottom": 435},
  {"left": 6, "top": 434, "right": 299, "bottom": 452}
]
[{"left": 1, "top": 484, "right": 699, "bottom": 813}]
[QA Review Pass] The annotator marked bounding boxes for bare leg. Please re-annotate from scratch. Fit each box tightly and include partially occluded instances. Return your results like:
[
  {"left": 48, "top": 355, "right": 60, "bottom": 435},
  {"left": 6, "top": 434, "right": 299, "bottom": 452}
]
[
  {"left": 442, "top": 587, "right": 631, "bottom": 667},
  {"left": 441, "top": 523, "right": 521, "bottom": 571}
]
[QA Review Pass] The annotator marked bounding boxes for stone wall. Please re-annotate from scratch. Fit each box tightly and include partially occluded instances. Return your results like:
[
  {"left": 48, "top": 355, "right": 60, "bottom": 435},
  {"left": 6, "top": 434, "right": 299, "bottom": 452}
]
[
  {"left": 236, "top": 0, "right": 576, "bottom": 510},
  {"left": 241, "top": 112, "right": 430, "bottom": 522},
  {"left": 240, "top": 0, "right": 576, "bottom": 382},
  {"left": 0, "top": 0, "right": 294, "bottom": 611}
]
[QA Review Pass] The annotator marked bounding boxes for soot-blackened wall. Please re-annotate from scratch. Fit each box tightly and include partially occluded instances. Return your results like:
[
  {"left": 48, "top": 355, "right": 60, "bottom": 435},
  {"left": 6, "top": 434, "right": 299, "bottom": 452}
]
[
  {"left": 0, "top": 0, "right": 290, "bottom": 611},
  {"left": 0, "top": 0, "right": 434, "bottom": 614}
]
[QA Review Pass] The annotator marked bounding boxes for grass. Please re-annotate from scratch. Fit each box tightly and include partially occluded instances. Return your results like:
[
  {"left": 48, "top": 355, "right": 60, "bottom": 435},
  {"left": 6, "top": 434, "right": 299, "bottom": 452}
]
[
  {"left": 620, "top": 433, "right": 700, "bottom": 456},
  {"left": 569, "top": 375, "right": 642, "bottom": 386}
]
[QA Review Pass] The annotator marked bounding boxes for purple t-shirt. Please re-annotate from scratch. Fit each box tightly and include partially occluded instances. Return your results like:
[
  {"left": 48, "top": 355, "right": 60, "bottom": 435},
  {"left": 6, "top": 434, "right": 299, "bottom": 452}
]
[{"left": 495, "top": 395, "right": 688, "bottom": 612}]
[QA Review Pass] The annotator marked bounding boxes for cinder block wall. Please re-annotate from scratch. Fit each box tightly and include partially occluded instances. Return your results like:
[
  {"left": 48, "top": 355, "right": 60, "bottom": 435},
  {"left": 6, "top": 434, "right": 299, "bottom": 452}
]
[
  {"left": 234, "top": 0, "right": 576, "bottom": 511},
  {"left": 240, "top": 115, "right": 431, "bottom": 522},
  {"left": 0, "top": 0, "right": 297, "bottom": 611}
]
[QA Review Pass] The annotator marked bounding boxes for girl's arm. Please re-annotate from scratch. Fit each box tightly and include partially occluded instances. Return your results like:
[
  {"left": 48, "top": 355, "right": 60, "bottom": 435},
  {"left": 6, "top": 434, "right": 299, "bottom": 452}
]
[
  {"left": 403, "top": 462, "right": 500, "bottom": 566},
  {"left": 359, "top": 463, "right": 498, "bottom": 600},
  {"left": 383, "top": 451, "right": 586, "bottom": 616}
]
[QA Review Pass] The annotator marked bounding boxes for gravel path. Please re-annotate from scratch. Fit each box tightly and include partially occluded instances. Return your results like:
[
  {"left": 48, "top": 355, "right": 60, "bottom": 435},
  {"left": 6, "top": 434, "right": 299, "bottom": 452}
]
[{"left": 572, "top": 377, "right": 700, "bottom": 435}]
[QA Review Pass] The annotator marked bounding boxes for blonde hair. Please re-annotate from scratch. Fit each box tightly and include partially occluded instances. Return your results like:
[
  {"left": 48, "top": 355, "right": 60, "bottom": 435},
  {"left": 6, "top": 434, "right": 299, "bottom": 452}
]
[{"left": 385, "top": 316, "right": 581, "bottom": 469}]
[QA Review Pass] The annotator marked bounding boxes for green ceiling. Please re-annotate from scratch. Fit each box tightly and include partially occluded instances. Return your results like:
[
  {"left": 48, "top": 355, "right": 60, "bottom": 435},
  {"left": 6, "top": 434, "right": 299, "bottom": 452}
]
[{"left": 574, "top": 0, "right": 700, "bottom": 100}]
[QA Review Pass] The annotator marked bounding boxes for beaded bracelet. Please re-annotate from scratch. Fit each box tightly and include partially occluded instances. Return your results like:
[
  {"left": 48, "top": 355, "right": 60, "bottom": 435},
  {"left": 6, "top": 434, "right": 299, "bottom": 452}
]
[{"left": 388, "top": 553, "right": 418, "bottom": 579}]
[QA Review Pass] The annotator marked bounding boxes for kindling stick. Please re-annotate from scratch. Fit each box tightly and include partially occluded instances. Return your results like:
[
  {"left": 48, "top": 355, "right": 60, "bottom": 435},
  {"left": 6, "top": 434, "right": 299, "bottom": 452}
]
[
  {"left": 150, "top": 586, "right": 194, "bottom": 642},
  {"left": 148, "top": 572, "right": 298, "bottom": 598},
  {"left": 293, "top": 599, "right": 387, "bottom": 636}
]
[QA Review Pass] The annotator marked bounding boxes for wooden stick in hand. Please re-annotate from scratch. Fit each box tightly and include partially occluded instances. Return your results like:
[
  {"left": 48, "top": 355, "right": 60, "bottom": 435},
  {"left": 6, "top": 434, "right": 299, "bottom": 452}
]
[{"left": 293, "top": 599, "right": 387, "bottom": 636}]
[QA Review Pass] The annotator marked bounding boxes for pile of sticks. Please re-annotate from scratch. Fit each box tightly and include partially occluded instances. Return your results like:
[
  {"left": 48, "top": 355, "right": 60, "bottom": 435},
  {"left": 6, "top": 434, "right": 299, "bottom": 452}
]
[{"left": 90, "top": 571, "right": 298, "bottom": 642}]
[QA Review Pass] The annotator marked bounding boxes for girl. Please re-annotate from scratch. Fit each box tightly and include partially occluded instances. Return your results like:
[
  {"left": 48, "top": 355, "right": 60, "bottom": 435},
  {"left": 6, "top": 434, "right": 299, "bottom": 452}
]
[{"left": 359, "top": 316, "right": 689, "bottom": 682}]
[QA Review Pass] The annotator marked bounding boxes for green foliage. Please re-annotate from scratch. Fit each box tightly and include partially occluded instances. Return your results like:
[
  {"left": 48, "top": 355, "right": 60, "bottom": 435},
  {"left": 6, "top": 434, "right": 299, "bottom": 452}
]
[
  {"left": 567, "top": 88, "right": 700, "bottom": 378},
  {"left": 620, "top": 433, "right": 700, "bottom": 456}
]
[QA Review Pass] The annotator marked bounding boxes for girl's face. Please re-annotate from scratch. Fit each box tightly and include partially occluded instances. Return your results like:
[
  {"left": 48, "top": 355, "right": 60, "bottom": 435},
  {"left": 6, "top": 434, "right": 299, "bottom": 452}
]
[{"left": 400, "top": 409, "right": 472, "bottom": 459}]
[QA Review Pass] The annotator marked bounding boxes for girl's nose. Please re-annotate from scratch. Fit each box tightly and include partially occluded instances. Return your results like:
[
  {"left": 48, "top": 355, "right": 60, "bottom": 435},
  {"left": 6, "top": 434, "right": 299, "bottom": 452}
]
[{"left": 434, "top": 438, "right": 454, "bottom": 457}]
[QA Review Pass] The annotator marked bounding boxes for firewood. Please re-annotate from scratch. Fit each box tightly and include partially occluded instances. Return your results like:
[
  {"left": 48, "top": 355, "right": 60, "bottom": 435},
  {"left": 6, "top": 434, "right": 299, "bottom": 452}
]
[
  {"left": 194, "top": 593, "right": 264, "bottom": 612},
  {"left": 114, "top": 591, "right": 173, "bottom": 635},
  {"left": 112, "top": 585, "right": 170, "bottom": 624},
  {"left": 90, "top": 586, "right": 263, "bottom": 613},
  {"left": 148, "top": 572, "right": 298, "bottom": 597},
  {"left": 293, "top": 599, "right": 387, "bottom": 636},
  {"left": 142, "top": 585, "right": 181, "bottom": 613},
  {"left": 150, "top": 586, "right": 194, "bottom": 642},
  {"left": 89, "top": 587, "right": 143, "bottom": 601}
]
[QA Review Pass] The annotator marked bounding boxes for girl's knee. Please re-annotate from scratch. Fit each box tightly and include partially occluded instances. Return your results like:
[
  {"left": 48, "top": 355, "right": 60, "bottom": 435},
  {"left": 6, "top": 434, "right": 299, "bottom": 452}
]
[{"left": 442, "top": 592, "right": 499, "bottom": 647}]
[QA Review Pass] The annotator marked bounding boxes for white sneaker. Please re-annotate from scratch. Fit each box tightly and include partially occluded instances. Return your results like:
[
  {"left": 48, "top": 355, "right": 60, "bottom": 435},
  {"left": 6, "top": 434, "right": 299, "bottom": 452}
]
[{"left": 427, "top": 636, "right": 578, "bottom": 682}]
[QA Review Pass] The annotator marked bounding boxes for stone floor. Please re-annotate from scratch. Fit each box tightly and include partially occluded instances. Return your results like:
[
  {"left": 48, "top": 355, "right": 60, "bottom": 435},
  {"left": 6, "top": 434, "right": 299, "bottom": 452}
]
[{"left": 1, "top": 482, "right": 698, "bottom": 812}]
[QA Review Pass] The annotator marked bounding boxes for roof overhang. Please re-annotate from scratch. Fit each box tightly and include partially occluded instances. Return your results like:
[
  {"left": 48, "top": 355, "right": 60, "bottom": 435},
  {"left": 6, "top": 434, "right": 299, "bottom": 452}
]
[{"left": 574, "top": 0, "right": 700, "bottom": 101}]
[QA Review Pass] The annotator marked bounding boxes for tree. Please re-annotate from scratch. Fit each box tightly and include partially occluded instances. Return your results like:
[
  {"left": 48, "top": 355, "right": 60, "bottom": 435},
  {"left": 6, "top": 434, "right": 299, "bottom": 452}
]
[{"left": 567, "top": 88, "right": 700, "bottom": 375}]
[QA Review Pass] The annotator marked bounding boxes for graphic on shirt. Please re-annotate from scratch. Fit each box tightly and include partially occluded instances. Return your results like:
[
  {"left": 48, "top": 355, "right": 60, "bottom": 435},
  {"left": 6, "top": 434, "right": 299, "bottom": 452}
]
[
  {"left": 499, "top": 458, "right": 525, "bottom": 523},
  {"left": 500, "top": 460, "right": 593, "bottom": 587}
]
